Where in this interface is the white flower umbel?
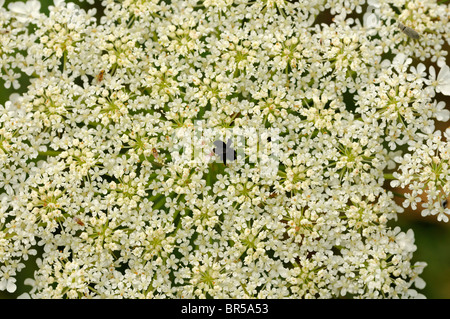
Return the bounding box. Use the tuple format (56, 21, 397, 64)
(0, 0, 449, 299)
(7, 0, 41, 23)
(392, 128, 450, 223)
(427, 59, 450, 96)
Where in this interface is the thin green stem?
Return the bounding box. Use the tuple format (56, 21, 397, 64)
(62, 50, 67, 73)
(391, 191, 406, 199)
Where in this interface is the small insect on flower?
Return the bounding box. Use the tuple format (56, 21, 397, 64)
(96, 70, 105, 82)
(397, 22, 420, 39)
(152, 147, 159, 159)
(442, 196, 449, 209)
(73, 217, 85, 226)
(213, 139, 236, 165)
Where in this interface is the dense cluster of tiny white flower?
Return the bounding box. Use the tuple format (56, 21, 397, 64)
(0, 0, 449, 299)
